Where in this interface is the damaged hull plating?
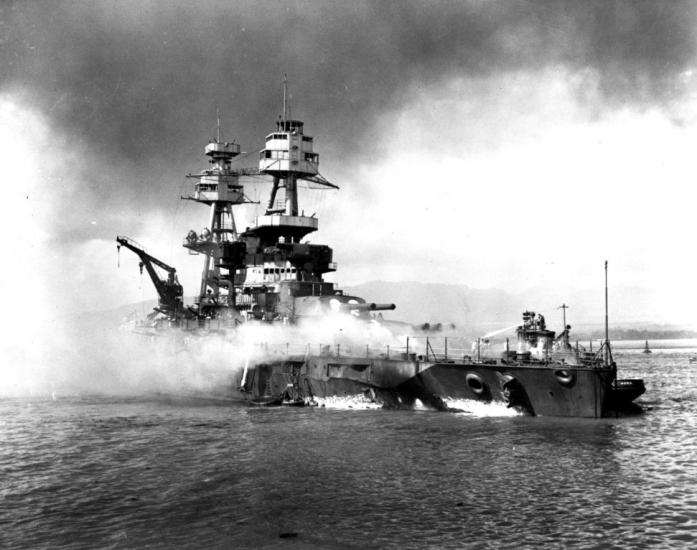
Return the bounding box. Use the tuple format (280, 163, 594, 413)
(232, 350, 644, 418)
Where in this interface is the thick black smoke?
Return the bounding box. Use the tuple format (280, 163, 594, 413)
(1, 0, 695, 242)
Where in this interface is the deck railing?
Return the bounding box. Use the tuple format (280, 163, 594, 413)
(247, 336, 615, 368)
(250, 336, 473, 362)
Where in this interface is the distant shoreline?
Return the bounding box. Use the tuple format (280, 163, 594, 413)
(576, 330, 697, 341)
(599, 338, 697, 350)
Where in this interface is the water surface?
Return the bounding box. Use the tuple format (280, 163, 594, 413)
(2, 351, 696, 549)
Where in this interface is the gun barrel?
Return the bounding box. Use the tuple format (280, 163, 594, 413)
(341, 302, 396, 312)
(371, 303, 396, 311)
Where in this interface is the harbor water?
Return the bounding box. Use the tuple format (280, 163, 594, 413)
(2, 349, 696, 549)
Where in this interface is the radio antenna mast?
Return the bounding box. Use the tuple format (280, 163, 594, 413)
(604, 261, 610, 366)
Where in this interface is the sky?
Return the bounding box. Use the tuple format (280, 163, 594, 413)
(1, 0, 697, 328)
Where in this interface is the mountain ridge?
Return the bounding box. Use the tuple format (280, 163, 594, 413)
(344, 280, 681, 330)
(81, 281, 689, 336)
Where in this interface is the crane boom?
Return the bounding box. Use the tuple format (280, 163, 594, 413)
(116, 236, 184, 318)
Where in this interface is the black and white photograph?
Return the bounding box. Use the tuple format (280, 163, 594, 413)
(1, 1, 696, 548)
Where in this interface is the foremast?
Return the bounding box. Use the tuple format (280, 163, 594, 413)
(255, 76, 337, 240)
(229, 79, 342, 321)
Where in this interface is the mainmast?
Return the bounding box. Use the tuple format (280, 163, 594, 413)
(183, 126, 248, 314)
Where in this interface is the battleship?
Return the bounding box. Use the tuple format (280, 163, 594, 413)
(116, 82, 644, 417)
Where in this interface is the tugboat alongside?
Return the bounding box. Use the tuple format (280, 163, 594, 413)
(116, 83, 644, 417)
(403, 311, 646, 417)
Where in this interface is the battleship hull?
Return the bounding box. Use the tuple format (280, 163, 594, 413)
(232, 353, 641, 418)
(235, 356, 425, 409)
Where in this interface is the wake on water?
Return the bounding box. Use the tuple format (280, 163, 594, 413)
(307, 395, 520, 417)
(314, 395, 384, 410)
(444, 398, 522, 417)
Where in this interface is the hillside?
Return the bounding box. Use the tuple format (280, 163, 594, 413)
(81, 281, 691, 339)
(345, 281, 689, 334)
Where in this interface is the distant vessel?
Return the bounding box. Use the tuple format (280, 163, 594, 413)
(643, 340, 652, 354)
(116, 81, 644, 417)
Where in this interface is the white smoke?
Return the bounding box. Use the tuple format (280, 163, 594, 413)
(0, 302, 430, 398)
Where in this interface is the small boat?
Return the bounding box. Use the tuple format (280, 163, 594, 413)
(643, 340, 652, 354)
(281, 398, 307, 407)
(248, 396, 283, 407)
(607, 379, 647, 407)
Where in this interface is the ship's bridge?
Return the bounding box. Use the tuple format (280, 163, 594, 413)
(277, 119, 304, 132)
(245, 214, 318, 242)
(259, 119, 319, 176)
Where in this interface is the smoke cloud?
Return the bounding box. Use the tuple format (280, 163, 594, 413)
(0, 307, 420, 398)
(1, 1, 697, 385)
(1, 0, 695, 240)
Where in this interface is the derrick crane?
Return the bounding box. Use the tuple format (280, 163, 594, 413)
(116, 236, 184, 319)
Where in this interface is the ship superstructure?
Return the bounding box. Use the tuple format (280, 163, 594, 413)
(119, 80, 392, 328)
(232, 90, 342, 321)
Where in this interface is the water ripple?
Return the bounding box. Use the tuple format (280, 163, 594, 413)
(1, 353, 696, 548)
